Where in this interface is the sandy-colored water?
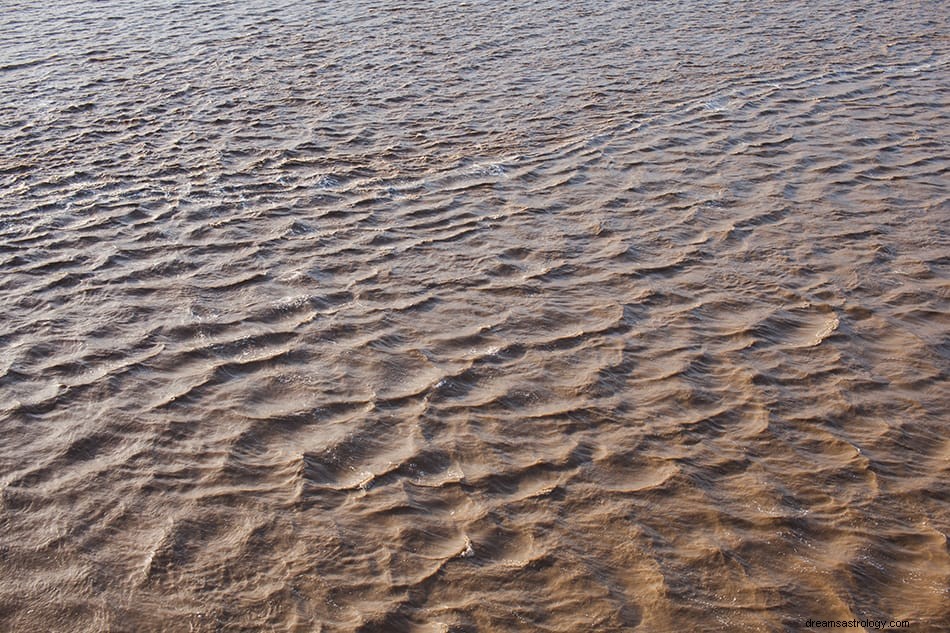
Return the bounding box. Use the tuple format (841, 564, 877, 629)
(1, 1, 948, 631)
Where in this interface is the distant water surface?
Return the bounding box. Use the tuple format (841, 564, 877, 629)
(0, 1, 948, 631)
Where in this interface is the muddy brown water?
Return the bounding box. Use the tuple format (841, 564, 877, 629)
(1, 1, 948, 631)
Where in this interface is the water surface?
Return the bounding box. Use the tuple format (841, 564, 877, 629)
(1, 1, 948, 631)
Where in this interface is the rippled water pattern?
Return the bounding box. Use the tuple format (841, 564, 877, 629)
(1, 1, 948, 631)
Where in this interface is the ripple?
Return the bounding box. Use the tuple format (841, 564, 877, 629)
(0, 0, 948, 631)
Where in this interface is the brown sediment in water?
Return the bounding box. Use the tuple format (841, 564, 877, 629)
(0, 1, 948, 631)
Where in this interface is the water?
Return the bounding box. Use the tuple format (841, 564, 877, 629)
(1, 1, 948, 631)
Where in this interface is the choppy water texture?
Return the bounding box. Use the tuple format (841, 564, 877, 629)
(1, 1, 949, 631)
